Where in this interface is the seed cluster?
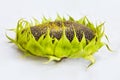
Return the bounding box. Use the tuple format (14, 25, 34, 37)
(30, 21, 95, 42)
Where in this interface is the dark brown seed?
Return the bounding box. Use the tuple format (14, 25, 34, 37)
(30, 21, 95, 42)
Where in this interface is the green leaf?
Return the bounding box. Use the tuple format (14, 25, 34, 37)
(69, 16, 74, 21)
(105, 34, 109, 42)
(44, 56, 60, 64)
(84, 55, 95, 67)
(63, 17, 66, 21)
(80, 34, 86, 48)
(96, 23, 104, 36)
(77, 16, 86, 25)
(39, 29, 54, 55)
(104, 43, 112, 52)
(5, 33, 16, 43)
(32, 18, 40, 26)
(69, 31, 81, 58)
(86, 17, 96, 31)
(26, 36, 44, 57)
(83, 37, 96, 56)
(71, 34, 87, 58)
(56, 14, 62, 21)
(54, 30, 72, 58)
(42, 16, 48, 23)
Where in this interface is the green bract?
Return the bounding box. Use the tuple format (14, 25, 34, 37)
(7, 16, 110, 66)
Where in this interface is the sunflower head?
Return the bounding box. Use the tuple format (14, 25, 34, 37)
(6, 15, 111, 66)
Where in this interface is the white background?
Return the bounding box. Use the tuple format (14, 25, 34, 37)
(0, 0, 120, 80)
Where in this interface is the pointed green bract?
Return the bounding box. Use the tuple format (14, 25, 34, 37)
(7, 16, 110, 67)
(54, 29, 72, 58)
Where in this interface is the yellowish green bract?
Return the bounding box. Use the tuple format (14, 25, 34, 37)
(6, 16, 110, 67)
